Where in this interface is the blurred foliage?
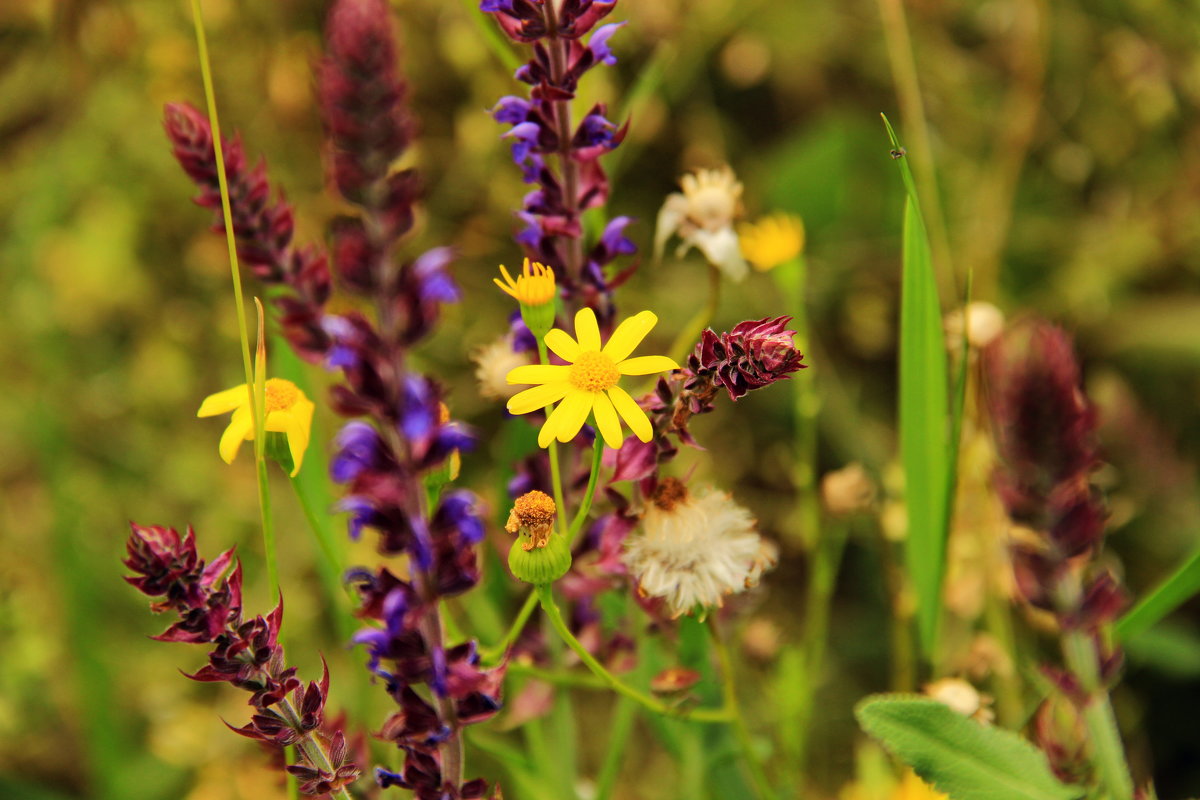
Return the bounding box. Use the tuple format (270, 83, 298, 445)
(3, 0, 1200, 797)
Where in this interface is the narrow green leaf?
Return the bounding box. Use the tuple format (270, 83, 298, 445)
(883, 115, 951, 656)
(855, 696, 1083, 800)
(1117, 544, 1200, 641)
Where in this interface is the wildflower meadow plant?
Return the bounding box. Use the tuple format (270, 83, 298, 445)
(114, 1, 1187, 799)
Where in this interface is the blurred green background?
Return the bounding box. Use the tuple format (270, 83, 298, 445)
(3, 0, 1200, 797)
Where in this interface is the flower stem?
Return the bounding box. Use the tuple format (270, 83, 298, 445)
(535, 583, 731, 723)
(536, 340, 569, 535)
(276, 697, 354, 800)
(567, 434, 604, 545)
(669, 263, 721, 364)
(792, 517, 849, 778)
(709, 617, 776, 800)
(1061, 628, 1134, 800)
(480, 589, 539, 664)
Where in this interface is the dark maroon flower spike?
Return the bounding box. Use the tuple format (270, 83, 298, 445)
(124, 523, 360, 796)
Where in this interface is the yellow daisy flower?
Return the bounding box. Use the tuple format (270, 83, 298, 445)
(197, 378, 315, 476)
(505, 308, 679, 449)
(738, 212, 805, 271)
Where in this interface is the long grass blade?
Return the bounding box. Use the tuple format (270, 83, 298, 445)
(1117, 545, 1200, 641)
(883, 114, 951, 658)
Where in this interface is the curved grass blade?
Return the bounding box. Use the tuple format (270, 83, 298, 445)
(882, 114, 951, 658)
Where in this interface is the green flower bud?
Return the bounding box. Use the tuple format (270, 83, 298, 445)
(504, 490, 570, 584)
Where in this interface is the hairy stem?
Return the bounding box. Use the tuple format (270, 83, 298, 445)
(535, 584, 731, 723)
(481, 590, 539, 664)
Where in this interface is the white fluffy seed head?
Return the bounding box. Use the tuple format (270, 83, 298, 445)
(623, 486, 776, 618)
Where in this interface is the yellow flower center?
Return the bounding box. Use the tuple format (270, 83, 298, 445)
(264, 378, 299, 412)
(569, 351, 620, 392)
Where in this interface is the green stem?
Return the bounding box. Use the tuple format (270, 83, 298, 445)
(1061, 629, 1134, 800)
(537, 340, 569, 535)
(567, 435, 604, 545)
(709, 617, 775, 800)
(669, 264, 721, 364)
(793, 518, 850, 777)
(289, 476, 355, 639)
(780, 257, 821, 551)
(507, 661, 608, 689)
(594, 697, 638, 800)
(535, 584, 731, 723)
(481, 590, 539, 663)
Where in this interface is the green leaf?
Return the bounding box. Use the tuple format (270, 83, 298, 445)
(883, 115, 952, 657)
(855, 695, 1083, 800)
(1117, 544, 1200, 642)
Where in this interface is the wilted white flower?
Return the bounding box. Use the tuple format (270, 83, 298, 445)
(654, 166, 748, 281)
(624, 478, 777, 617)
(472, 334, 528, 400)
(923, 677, 994, 724)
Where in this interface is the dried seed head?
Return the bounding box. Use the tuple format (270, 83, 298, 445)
(651, 477, 689, 511)
(820, 463, 876, 516)
(505, 490, 557, 550)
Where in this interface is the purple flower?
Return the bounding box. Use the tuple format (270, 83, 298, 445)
(331, 421, 386, 483)
(321, 314, 360, 370)
(335, 495, 380, 541)
(412, 247, 460, 304)
(597, 215, 637, 258)
(587, 22, 624, 65)
(503, 120, 543, 164)
(433, 491, 485, 546)
(491, 95, 530, 125)
(574, 109, 616, 149)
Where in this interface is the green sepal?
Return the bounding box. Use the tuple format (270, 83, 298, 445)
(508, 531, 572, 584)
(520, 299, 558, 342)
(265, 431, 295, 476)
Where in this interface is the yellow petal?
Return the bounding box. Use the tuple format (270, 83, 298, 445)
(544, 329, 582, 362)
(573, 307, 601, 352)
(506, 364, 570, 385)
(617, 355, 680, 376)
(608, 386, 652, 442)
(285, 400, 314, 477)
(198, 384, 251, 417)
(602, 311, 658, 362)
(508, 382, 571, 415)
(218, 405, 254, 464)
(536, 390, 592, 446)
(591, 391, 623, 449)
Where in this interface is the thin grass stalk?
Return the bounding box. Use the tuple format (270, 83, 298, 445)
(188, 6, 294, 793)
(708, 617, 775, 800)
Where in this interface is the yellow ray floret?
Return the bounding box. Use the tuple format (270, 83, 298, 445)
(197, 378, 315, 476)
(494, 258, 557, 306)
(504, 307, 679, 449)
(738, 212, 805, 271)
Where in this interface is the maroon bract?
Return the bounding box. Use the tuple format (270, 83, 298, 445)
(123, 523, 360, 796)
